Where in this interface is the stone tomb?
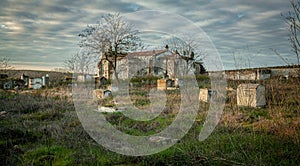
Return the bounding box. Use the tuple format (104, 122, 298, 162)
(237, 84, 266, 107)
(199, 88, 217, 103)
(157, 79, 167, 90)
(157, 78, 178, 90)
(93, 89, 112, 99)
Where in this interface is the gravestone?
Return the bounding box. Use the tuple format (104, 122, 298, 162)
(174, 78, 182, 88)
(94, 89, 112, 99)
(237, 84, 266, 107)
(157, 79, 167, 90)
(199, 88, 217, 102)
(166, 79, 174, 87)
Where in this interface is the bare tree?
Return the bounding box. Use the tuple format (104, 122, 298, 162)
(79, 13, 142, 83)
(0, 56, 13, 72)
(270, 48, 291, 66)
(283, 0, 300, 65)
(231, 46, 261, 69)
(64, 52, 97, 74)
(163, 36, 206, 75)
(64, 55, 77, 73)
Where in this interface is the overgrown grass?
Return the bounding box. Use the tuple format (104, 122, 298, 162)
(0, 77, 300, 165)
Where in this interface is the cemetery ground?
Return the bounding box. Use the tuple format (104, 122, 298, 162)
(0, 76, 299, 165)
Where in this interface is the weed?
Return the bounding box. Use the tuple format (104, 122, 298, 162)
(0, 79, 299, 165)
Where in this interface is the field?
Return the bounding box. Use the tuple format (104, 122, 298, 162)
(0, 76, 299, 165)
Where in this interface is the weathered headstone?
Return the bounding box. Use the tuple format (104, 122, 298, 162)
(157, 79, 167, 90)
(77, 75, 85, 82)
(199, 88, 217, 102)
(174, 78, 182, 88)
(94, 89, 112, 99)
(237, 84, 266, 107)
(166, 79, 174, 87)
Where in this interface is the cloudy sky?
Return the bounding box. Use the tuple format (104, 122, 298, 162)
(0, 0, 297, 70)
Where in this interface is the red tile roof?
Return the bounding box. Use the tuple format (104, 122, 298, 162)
(127, 49, 168, 57)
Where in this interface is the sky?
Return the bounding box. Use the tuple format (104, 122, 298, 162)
(0, 0, 297, 71)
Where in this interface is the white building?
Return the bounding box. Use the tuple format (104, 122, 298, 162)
(98, 49, 205, 80)
(77, 74, 93, 82)
(27, 74, 49, 89)
(29, 78, 43, 89)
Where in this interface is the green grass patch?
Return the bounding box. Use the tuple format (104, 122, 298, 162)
(23, 145, 73, 166)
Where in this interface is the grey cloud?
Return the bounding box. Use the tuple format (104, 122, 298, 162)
(15, 11, 39, 20)
(0, 0, 296, 70)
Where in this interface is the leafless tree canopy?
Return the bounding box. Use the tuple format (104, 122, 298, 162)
(163, 36, 206, 74)
(64, 52, 97, 74)
(78, 13, 142, 80)
(283, 0, 300, 65)
(0, 56, 13, 71)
